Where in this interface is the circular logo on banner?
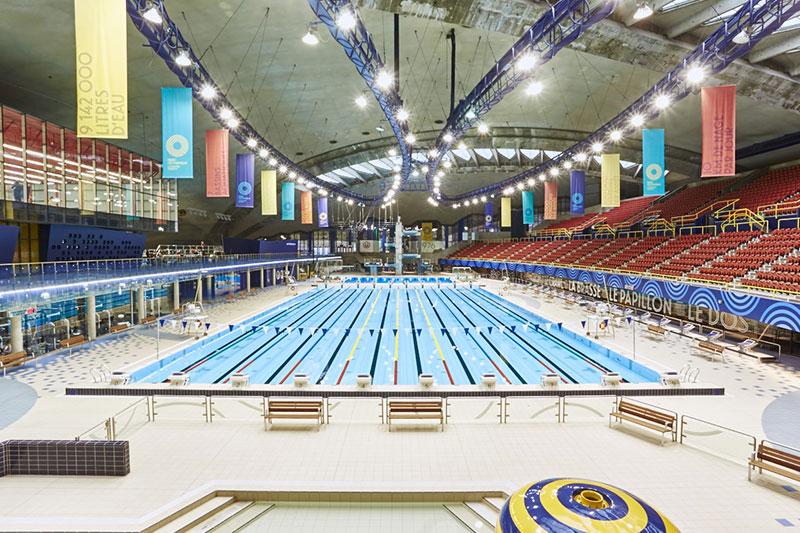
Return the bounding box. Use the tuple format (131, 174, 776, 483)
(485, 215, 492, 224)
(645, 163, 663, 183)
(363, 241, 371, 249)
(524, 208, 533, 217)
(283, 201, 292, 212)
(571, 192, 584, 209)
(237, 182, 252, 196)
(319, 212, 328, 223)
(166, 135, 189, 157)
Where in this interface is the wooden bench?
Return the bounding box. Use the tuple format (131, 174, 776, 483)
(609, 399, 677, 445)
(109, 324, 131, 337)
(226, 293, 236, 301)
(644, 324, 666, 340)
(0, 351, 29, 375)
(749, 441, 800, 482)
(265, 398, 324, 429)
(60, 335, 87, 354)
(387, 398, 445, 431)
(140, 315, 157, 326)
(692, 340, 725, 362)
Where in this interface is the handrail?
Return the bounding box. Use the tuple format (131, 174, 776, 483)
(74, 397, 148, 441)
(720, 208, 766, 233)
(757, 197, 800, 217)
(678, 224, 717, 236)
(777, 216, 800, 229)
(679, 414, 757, 454)
(671, 199, 737, 225)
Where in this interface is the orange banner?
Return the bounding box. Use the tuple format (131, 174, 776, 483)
(544, 182, 557, 220)
(701, 85, 736, 178)
(205, 130, 229, 197)
(300, 190, 312, 224)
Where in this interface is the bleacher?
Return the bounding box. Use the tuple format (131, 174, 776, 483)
(649, 232, 756, 277)
(642, 179, 733, 223)
(715, 167, 800, 212)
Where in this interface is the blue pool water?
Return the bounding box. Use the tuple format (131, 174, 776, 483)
(131, 286, 659, 385)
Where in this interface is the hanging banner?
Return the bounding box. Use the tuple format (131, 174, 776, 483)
(74, 0, 127, 138)
(421, 222, 433, 241)
(161, 88, 193, 179)
(570, 170, 585, 214)
(484, 202, 494, 229)
(501, 197, 511, 227)
(601, 153, 620, 207)
(642, 129, 665, 196)
(318, 197, 329, 227)
(261, 170, 277, 215)
(205, 130, 229, 197)
(301, 190, 312, 224)
(235, 154, 255, 208)
(281, 182, 295, 221)
(544, 182, 557, 220)
(522, 191, 534, 224)
(701, 85, 736, 177)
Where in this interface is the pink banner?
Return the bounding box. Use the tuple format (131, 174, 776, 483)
(205, 130, 229, 197)
(701, 85, 736, 178)
(544, 181, 558, 220)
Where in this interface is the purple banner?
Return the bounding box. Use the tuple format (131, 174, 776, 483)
(235, 154, 254, 208)
(570, 170, 585, 215)
(484, 202, 494, 230)
(318, 197, 329, 227)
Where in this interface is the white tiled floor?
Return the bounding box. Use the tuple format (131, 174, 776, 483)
(1, 280, 800, 532)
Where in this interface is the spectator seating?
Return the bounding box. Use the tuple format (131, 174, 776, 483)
(641, 179, 733, 223)
(714, 167, 800, 213)
(650, 232, 756, 277)
(604, 236, 669, 271)
(623, 234, 706, 273)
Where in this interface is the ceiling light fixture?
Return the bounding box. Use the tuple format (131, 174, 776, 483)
(336, 10, 357, 31)
(526, 81, 543, 96)
(355, 95, 368, 108)
(654, 94, 671, 109)
(246, 138, 257, 148)
(396, 108, 409, 121)
(633, 2, 653, 20)
(302, 24, 320, 45)
(405, 133, 416, 144)
(517, 53, 538, 70)
(630, 114, 645, 127)
(142, 5, 162, 24)
(375, 70, 393, 90)
(477, 123, 489, 134)
(443, 133, 454, 143)
(199, 85, 216, 99)
(175, 50, 192, 67)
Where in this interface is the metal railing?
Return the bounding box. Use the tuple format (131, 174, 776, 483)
(680, 414, 757, 463)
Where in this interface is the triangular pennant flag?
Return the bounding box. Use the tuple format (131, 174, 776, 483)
(499, 325, 505, 334)
(441, 328, 447, 335)
(310, 327, 317, 335)
(545, 323, 552, 331)
(333, 328, 339, 335)
(581, 320, 587, 328)
(488, 326, 493, 334)
(393, 329, 398, 336)
(381, 328, 385, 335)
(558, 323, 563, 330)
(229, 324, 235, 332)
(263, 326, 269, 334)
(534, 324, 540, 331)
(205, 323, 211, 330)
(476, 327, 481, 335)
(626, 317, 632, 324)
(275, 327, 281, 334)
(369, 329, 374, 336)
(604, 319, 609, 326)
(159, 319, 166, 327)
(251, 326, 258, 333)
(322, 328, 328, 335)
(464, 327, 469, 335)
(522, 324, 528, 332)
(451, 326, 458, 334)
(416, 328, 422, 336)
(345, 328, 350, 336)
(182, 321, 187, 328)
(404, 328, 410, 335)
(298, 328, 303, 335)
(170, 320, 176, 328)
(510, 325, 516, 332)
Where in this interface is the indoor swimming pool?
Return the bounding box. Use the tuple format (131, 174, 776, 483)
(131, 285, 659, 386)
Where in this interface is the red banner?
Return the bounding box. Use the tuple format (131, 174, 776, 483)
(300, 190, 312, 224)
(205, 130, 229, 197)
(701, 85, 736, 178)
(544, 181, 558, 220)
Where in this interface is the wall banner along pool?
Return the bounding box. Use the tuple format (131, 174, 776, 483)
(301, 190, 312, 224)
(522, 190, 534, 224)
(544, 182, 557, 220)
(642, 129, 665, 196)
(701, 85, 736, 178)
(601, 153, 620, 207)
(161, 87, 193, 179)
(261, 170, 277, 215)
(484, 201, 494, 229)
(235, 154, 254, 208)
(318, 197, 329, 227)
(205, 130, 229, 197)
(281, 182, 295, 221)
(570, 170, 585, 214)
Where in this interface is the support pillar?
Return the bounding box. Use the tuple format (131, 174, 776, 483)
(197, 276, 203, 305)
(246, 270, 251, 291)
(272, 268, 276, 286)
(10, 315, 22, 353)
(173, 281, 180, 311)
(86, 295, 97, 340)
(260, 268, 265, 288)
(137, 287, 145, 323)
(206, 276, 213, 301)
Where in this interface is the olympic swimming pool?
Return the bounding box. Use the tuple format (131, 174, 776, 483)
(131, 283, 659, 386)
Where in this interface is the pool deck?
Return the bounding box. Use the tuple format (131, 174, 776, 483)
(1, 277, 800, 531)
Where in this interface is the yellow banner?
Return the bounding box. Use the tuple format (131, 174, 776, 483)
(421, 222, 433, 241)
(261, 170, 277, 215)
(501, 197, 511, 227)
(601, 154, 620, 207)
(74, 0, 127, 138)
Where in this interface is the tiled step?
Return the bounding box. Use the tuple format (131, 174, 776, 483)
(443, 503, 493, 531)
(465, 500, 500, 526)
(482, 496, 508, 512)
(188, 500, 253, 532)
(150, 496, 235, 533)
(203, 502, 274, 532)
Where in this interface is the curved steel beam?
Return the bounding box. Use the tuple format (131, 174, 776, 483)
(443, 0, 800, 204)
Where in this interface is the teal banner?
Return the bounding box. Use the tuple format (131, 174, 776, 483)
(161, 87, 193, 179)
(282, 182, 295, 221)
(522, 190, 534, 224)
(642, 129, 665, 196)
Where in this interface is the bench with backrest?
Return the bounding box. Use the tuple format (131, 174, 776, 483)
(387, 398, 445, 431)
(749, 441, 800, 482)
(140, 315, 157, 326)
(0, 351, 29, 375)
(609, 398, 677, 445)
(692, 340, 725, 362)
(645, 324, 666, 340)
(265, 398, 324, 429)
(61, 335, 87, 353)
(110, 324, 131, 337)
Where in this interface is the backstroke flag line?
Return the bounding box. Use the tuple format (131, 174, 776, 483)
(235, 154, 254, 208)
(301, 190, 312, 224)
(261, 170, 277, 215)
(484, 201, 494, 229)
(570, 170, 585, 214)
(205, 130, 229, 197)
(282, 182, 295, 221)
(74, 0, 127, 138)
(318, 197, 329, 227)
(522, 191, 534, 224)
(642, 129, 665, 196)
(501, 197, 511, 227)
(601, 153, 620, 207)
(701, 85, 736, 177)
(544, 182, 557, 220)
(161, 88, 193, 179)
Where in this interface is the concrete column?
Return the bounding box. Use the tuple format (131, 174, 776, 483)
(260, 268, 265, 288)
(137, 287, 146, 323)
(10, 315, 22, 353)
(246, 270, 251, 291)
(173, 281, 180, 311)
(86, 295, 97, 340)
(206, 276, 213, 301)
(196, 276, 203, 305)
(272, 268, 276, 286)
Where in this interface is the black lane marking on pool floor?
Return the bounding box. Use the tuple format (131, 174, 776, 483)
(316, 289, 376, 385)
(265, 288, 368, 384)
(471, 289, 619, 378)
(404, 288, 423, 376)
(422, 290, 475, 385)
(435, 289, 525, 385)
(368, 290, 392, 379)
(450, 289, 577, 383)
(210, 289, 352, 384)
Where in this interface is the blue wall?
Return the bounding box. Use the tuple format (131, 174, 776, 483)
(39, 224, 145, 262)
(0, 226, 20, 264)
(223, 237, 298, 255)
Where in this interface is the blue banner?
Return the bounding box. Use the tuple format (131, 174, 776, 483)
(235, 154, 254, 208)
(282, 182, 295, 221)
(161, 87, 193, 179)
(522, 191, 534, 224)
(570, 170, 585, 214)
(318, 197, 329, 227)
(643, 129, 665, 196)
(484, 202, 494, 229)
